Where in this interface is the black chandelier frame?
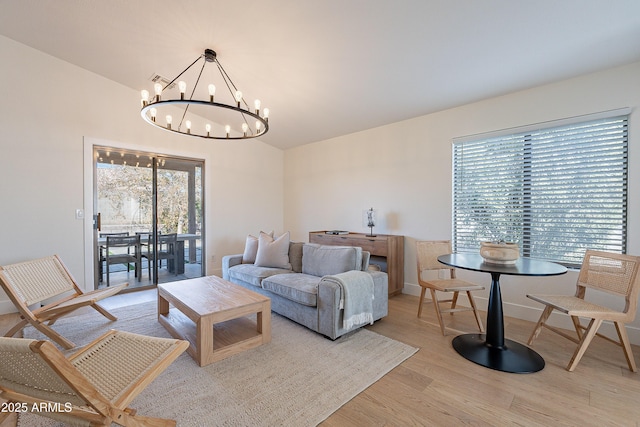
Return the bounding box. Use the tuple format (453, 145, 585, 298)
(140, 48, 269, 140)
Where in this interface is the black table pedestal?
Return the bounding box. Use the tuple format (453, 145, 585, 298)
(452, 271, 545, 373)
(452, 334, 545, 373)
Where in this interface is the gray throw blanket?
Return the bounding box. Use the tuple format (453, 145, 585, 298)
(321, 270, 374, 330)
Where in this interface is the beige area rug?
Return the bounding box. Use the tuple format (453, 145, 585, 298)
(19, 300, 417, 426)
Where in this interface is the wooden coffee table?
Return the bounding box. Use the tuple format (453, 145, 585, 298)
(157, 276, 271, 366)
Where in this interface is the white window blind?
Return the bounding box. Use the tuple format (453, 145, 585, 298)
(452, 112, 629, 267)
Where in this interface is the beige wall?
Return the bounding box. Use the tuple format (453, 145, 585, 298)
(284, 61, 640, 343)
(0, 35, 284, 311)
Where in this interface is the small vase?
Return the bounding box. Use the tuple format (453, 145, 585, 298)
(480, 241, 520, 265)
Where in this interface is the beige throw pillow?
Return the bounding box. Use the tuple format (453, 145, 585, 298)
(254, 231, 291, 269)
(242, 231, 273, 264)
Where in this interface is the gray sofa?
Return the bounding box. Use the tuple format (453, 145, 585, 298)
(222, 242, 388, 339)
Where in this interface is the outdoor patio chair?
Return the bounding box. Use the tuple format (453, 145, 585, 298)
(98, 232, 129, 282)
(0, 255, 128, 349)
(105, 234, 142, 286)
(416, 240, 485, 335)
(0, 329, 188, 426)
(147, 233, 179, 276)
(527, 250, 640, 372)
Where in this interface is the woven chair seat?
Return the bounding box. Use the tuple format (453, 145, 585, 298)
(527, 294, 625, 320)
(424, 278, 485, 293)
(53, 286, 126, 311)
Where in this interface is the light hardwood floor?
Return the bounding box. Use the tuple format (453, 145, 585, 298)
(2, 291, 639, 426)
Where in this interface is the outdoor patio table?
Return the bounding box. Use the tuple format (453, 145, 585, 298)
(97, 233, 199, 274)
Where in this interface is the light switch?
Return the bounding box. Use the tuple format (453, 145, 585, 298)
(75, 209, 84, 220)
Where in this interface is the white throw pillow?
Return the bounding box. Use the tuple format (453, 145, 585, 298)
(254, 231, 291, 269)
(242, 231, 273, 264)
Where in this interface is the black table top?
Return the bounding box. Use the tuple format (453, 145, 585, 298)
(437, 253, 567, 277)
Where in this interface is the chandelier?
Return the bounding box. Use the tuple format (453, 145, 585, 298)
(140, 49, 269, 140)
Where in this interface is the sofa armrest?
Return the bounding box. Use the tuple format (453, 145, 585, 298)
(369, 271, 389, 318)
(368, 271, 388, 295)
(222, 254, 243, 280)
(317, 270, 388, 339)
(317, 278, 342, 339)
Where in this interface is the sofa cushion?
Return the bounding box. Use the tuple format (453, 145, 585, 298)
(228, 264, 293, 288)
(289, 241, 304, 273)
(255, 232, 291, 269)
(302, 244, 363, 277)
(262, 273, 321, 307)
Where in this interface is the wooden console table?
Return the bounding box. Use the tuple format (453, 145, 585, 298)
(309, 231, 404, 295)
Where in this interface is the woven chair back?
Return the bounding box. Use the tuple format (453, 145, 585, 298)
(578, 250, 640, 316)
(0, 256, 75, 306)
(416, 240, 452, 272)
(0, 337, 85, 406)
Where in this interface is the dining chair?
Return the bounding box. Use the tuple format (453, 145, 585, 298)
(147, 233, 179, 277)
(527, 250, 640, 372)
(105, 234, 142, 286)
(415, 240, 485, 335)
(98, 232, 129, 282)
(136, 231, 152, 278)
(0, 330, 188, 426)
(0, 255, 127, 349)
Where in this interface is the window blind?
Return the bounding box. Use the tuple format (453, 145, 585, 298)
(452, 113, 628, 268)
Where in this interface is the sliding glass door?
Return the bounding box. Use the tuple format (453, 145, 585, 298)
(93, 147, 204, 290)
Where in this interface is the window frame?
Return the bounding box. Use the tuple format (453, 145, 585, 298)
(451, 108, 630, 268)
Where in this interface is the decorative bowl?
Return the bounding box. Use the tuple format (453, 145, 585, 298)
(480, 241, 520, 265)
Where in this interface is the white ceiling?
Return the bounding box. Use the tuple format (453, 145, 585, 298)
(2, 0, 640, 149)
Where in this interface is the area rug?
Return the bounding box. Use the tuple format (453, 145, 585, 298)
(19, 300, 417, 426)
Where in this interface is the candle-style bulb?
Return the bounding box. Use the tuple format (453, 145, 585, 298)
(186, 120, 191, 134)
(256, 121, 262, 132)
(254, 99, 261, 114)
(150, 108, 157, 122)
(242, 122, 249, 136)
(166, 115, 172, 130)
(208, 84, 216, 102)
(263, 108, 269, 121)
(154, 83, 162, 101)
(225, 125, 231, 138)
(178, 81, 186, 100)
(235, 91, 243, 107)
(205, 123, 211, 137)
(141, 90, 149, 106)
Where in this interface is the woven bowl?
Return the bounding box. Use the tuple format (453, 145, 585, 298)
(480, 241, 520, 265)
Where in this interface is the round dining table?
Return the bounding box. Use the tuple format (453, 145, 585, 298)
(437, 253, 567, 373)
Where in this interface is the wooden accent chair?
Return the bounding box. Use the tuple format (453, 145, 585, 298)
(415, 240, 485, 335)
(0, 330, 188, 426)
(527, 250, 640, 372)
(0, 255, 128, 349)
